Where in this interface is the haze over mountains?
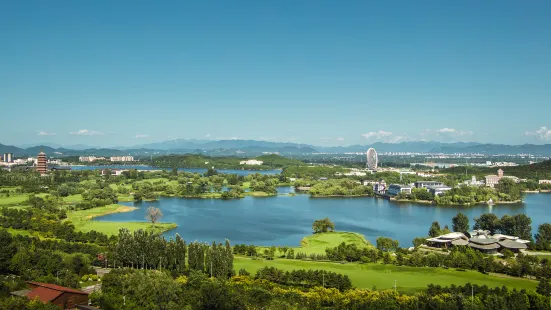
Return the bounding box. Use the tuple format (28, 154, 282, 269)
(2, 139, 551, 157)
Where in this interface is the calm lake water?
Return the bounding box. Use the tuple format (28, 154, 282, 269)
(97, 189, 551, 248)
(70, 165, 281, 176)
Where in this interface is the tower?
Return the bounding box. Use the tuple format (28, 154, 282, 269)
(37, 151, 47, 175)
(497, 169, 504, 178)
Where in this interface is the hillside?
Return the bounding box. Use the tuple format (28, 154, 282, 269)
(151, 154, 303, 170)
(442, 159, 551, 179)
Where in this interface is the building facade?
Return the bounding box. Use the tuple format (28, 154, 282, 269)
(239, 159, 263, 165)
(387, 184, 412, 196)
(110, 156, 134, 162)
(2, 153, 14, 163)
(427, 185, 452, 196)
(414, 181, 444, 188)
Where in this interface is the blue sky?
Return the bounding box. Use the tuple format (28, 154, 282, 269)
(1, 0, 551, 147)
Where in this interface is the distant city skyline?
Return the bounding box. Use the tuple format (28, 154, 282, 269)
(2, 1, 551, 147)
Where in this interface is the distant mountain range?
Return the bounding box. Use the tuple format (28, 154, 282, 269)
(2, 140, 551, 157)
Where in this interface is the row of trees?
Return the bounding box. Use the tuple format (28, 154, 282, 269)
(254, 267, 352, 291)
(89, 268, 551, 310)
(112, 228, 234, 278)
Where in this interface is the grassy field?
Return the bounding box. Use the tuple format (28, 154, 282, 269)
(6, 228, 35, 237)
(0, 195, 29, 206)
(63, 194, 84, 203)
(299, 232, 371, 254)
(66, 204, 177, 235)
(234, 257, 537, 294)
(257, 232, 371, 255)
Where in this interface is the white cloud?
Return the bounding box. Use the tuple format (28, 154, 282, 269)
(387, 135, 410, 143)
(438, 128, 456, 133)
(70, 129, 104, 136)
(525, 126, 551, 140)
(336, 137, 345, 141)
(205, 133, 211, 138)
(361, 130, 393, 140)
(437, 128, 473, 137)
(37, 131, 56, 136)
(134, 134, 150, 139)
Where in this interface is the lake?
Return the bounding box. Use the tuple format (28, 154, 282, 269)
(97, 189, 551, 248)
(70, 165, 281, 176)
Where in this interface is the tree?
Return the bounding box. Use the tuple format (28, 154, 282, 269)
(145, 206, 163, 226)
(312, 218, 335, 234)
(452, 213, 469, 233)
(428, 221, 442, 237)
(412, 237, 427, 247)
(0, 229, 15, 272)
(474, 213, 500, 233)
(495, 177, 522, 201)
(537, 277, 551, 296)
(376, 237, 399, 252)
(536, 223, 551, 251)
(500, 214, 532, 240)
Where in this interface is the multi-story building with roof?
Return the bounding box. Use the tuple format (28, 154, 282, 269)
(110, 156, 134, 162)
(37, 152, 47, 175)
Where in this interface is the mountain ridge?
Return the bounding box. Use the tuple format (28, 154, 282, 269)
(2, 140, 551, 157)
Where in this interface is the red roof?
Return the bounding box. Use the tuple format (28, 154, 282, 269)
(27, 282, 88, 295)
(27, 287, 63, 303)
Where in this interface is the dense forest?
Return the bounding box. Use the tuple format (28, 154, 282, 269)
(442, 159, 551, 180)
(151, 154, 303, 170)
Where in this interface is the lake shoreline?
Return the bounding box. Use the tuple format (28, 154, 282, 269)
(98, 191, 550, 246)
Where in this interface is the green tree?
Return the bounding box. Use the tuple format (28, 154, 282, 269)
(500, 214, 532, 240)
(536, 223, 551, 251)
(428, 221, 442, 237)
(495, 177, 522, 201)
(376, 237, 399, 252)
(312, 218, 335, 234)
(452, 213, 469, 233)
(536, 277, 551, 296)
(412, 237, 427, 247)
(474, 213, 500, 233)
(0, 229, 15, 273)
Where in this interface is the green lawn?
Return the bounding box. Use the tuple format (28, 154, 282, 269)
(299, 232, 371, 254)
(117, 194, 135, 202)
(258, 232, 371, 255)
(63, 194, 84, 203)
(6, 228, 34, 237)
(66, 204, 177, 235)
(0, 195, 29, 206)
(234, 257, 537, 294)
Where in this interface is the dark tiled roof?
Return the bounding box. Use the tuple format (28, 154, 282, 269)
(27, 282, 88, 295)
(468, 243, 500, 250)
(469, 237, 499, 245)
(498, 240, 528, 249)
(27, 287, 63, 302)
